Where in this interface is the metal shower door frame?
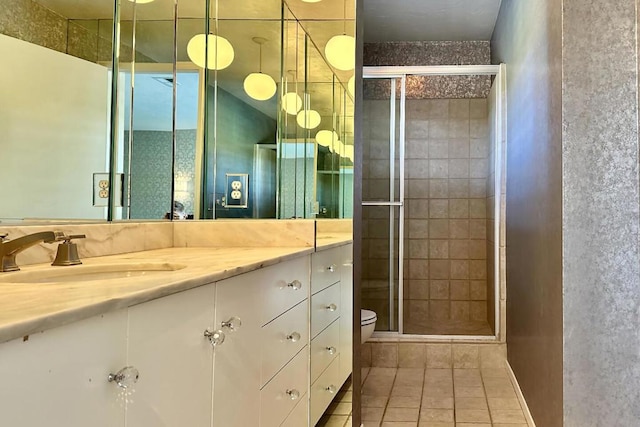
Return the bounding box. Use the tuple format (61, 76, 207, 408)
(362, 64, 504, 340)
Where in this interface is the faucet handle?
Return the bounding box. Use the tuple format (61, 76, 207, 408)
(63, 234, 86, 242)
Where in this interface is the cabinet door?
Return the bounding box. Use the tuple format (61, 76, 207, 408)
(339, 243, 353, 382)
(127, 284, 215, 427)
(212, 274, 262, 427)
(0, 309, 128, 427)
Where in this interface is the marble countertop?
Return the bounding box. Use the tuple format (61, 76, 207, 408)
(0, 246, 313, 344)
(315, 233, 353, 250)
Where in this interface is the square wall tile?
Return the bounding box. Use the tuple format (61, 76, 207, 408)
(449, 120, 470, 138)
(449, 220, 470, 239)
(449, 138, 470, 158)
(429, 260, 450, 279)
(450, 280, 470, 300)
(449, 159, 470, 178)
(429, 200, 449, 218)
(449, 99, 470, 118)
(451, 301, 470, 321)
(450, 260, 470, 280)
(470, 281, 488, 300)
(430, 280, 450, 300)
(409, 259, 429, 279)
(429, 219, 449, 239)
(452, 345, 480, 368)
(430, 300, 450, 320)
(449, 199, 470, 219)
(398, 343, 426, 368)
(429, 240, 449, 259)
(430, 120, 449, 139)
(409, 279, 430, 299)
(430, 179, 449, 198)
(449, 241, 470, 260)
(449, 179, 470, 198)
(426, 344, 452, 368)
(429, 139, 449, 159)
(372, 343, 399, 367)
(470, 301, 488, 322)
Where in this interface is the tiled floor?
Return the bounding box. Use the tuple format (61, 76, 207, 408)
(360, 365, 529, 427)
(317, 377, 353, 427)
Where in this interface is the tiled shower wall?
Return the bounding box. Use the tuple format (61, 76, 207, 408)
(403, 99, 491, 335)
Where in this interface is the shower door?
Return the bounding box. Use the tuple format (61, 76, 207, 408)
(361, 76, 406, 332)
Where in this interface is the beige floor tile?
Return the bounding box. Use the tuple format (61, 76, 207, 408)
(487, 397, 521, 411)
(338, 391, 353, 403)
(392, 385, 423, 397)
(419, 408, 454, 422)
(364, 377, 395, 396)
(388, 395, 422, 408)
(454, 386, 485, 398)
(317, 414, 349, 427)
(362, 407, 385, 422)
(363, 395, 389, 408)
(453, 376, 483, 388)
(454, 397, 488, 410)
(423, 384, 454, 397)
(396, 369, 426, 387)
(492, 424, 527, 427)
(381, 422, 418, 427)
(483, 384, 517, 399)
(345, 416, 352, 427)
(490, 409, 527, 423)
(426, 368, 453, 378)
(454, 408, 491, 423)
(479, 366, 508, 378)
(419, 422, 454, 427)
(370, 367, 399, 378)
(455, 424, 491, 427)
(383, 407, 420, 422)
(421, 396, 454, 409)
(453, 369, 482, 379)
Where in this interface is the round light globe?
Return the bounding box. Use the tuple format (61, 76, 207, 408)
(296, 110, 321, 129)
(282, 92, 303, 115)
(243, 72, 277, 101)
(187, 34, 234, 70)
(325, 34, 355, 71)
(315, 130, 337, 147)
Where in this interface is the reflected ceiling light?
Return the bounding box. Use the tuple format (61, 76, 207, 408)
(282, 92, 303, 115)
(244, 37, 277, 101)
(330, 140, 343, 154)
(297, 109, 321, 129)
(187, 34, 234, 70)
(344, 144, 354, 161)
(315, 130, 339, 147)
(325, 35, 355, 71)
(348, 75, 355, 96)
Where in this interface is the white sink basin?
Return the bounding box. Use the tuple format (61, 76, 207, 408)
(0, 263, 187, 284)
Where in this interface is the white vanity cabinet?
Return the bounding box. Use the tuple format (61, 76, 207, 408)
(309, 243, 353, 426)
(126, 283, 216, 427)
(0, 309, 128, 427)
(212, 256, 310, 427)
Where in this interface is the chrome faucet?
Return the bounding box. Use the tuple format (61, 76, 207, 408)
(0, 231, 65, 272)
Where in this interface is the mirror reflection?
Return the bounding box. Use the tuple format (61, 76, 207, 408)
(0, 0, 354, 223)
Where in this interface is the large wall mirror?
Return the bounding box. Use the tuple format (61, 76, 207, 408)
(0, 0, 354, 222)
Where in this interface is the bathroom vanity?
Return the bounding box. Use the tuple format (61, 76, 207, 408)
(0, 238, 353, 426)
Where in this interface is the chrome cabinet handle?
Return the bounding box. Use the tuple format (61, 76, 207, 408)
(286, 332, 301, 342)
(326, 346, 337, 355)
(287, 280, 302, 290)
(325, 303, 337, 312)
(221, 316, 242, 332)
(204, 329, 225, 347)
(108, 366, 139, 389)
(326, 384, 337, 394)
(286, 389, 300, 400)
(326, 264, 336, 273)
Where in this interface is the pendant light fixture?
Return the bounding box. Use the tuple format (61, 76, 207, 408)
(315, 130, 339, 148)
(296, 93, 321, 129)
(325, 0, 355, 71)
(244, 37, 277, 101)
(282, 70, 302, 115)
(187, 3, 234, 71)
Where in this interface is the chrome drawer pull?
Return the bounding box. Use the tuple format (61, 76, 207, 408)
(286, 332, 301, 342)
(326, 384, 337, 394)
(221, 316, 242, 332)
(326, 346, 337, 355)
(326, 264, 336, 273)
(108, 366, 139, 389)
(287, 280, 302, 290)
(325, 303, 337, 312)
(204, 329, 225, 347)
(286, 389, 300, 400)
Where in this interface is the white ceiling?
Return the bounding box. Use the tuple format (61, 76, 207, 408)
(364, 0, 502, 42)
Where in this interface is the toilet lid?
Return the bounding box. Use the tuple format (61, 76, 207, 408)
(361, 309, 377, 325)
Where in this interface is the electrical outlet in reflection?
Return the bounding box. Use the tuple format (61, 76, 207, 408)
(225, 173, 248, 208)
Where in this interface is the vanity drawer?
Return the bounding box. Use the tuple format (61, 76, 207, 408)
(310, 318, 340, 384)
(311, 283, 341, 338)
(311, 247, 342, 294)
(259, 256, 310, 325)
(260, 346, 308, 427)
(280, 394, 308, 427)
(310, 355, 341, 426)
(260, 300, 308, 387)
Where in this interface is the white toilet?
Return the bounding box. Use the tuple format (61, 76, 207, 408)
(361, 309, 377, 343)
